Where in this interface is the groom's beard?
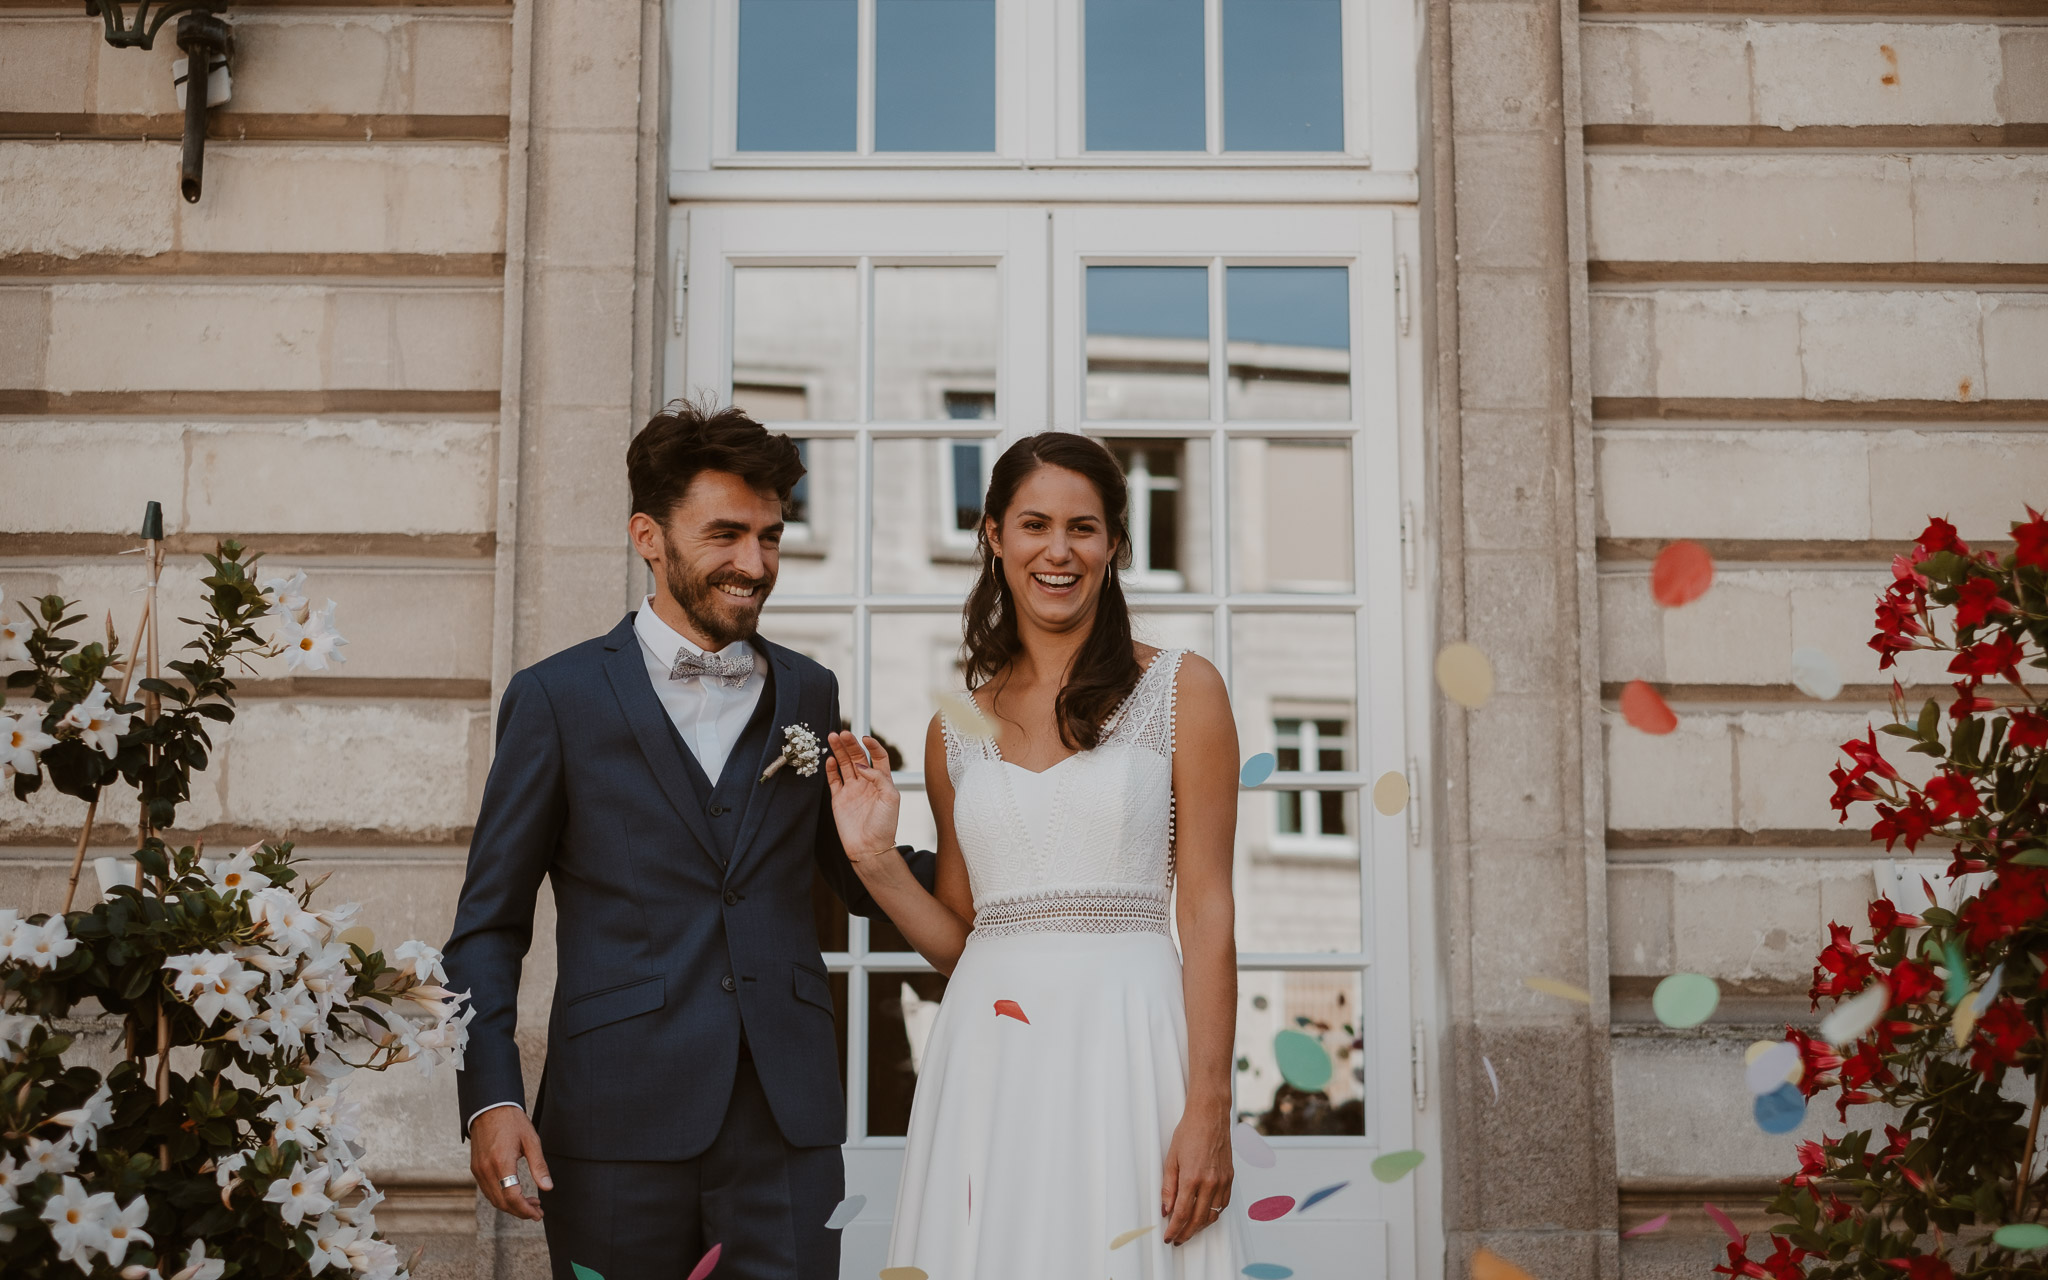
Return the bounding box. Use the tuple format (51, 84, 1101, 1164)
(665, 548, 774, 649)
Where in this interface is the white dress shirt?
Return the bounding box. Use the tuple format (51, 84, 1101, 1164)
(466, 599, 766, 1132)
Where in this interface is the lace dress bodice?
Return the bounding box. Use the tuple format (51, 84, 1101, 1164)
(940, 649, 1183, 938)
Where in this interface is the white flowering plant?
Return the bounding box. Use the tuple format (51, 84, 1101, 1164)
(0, 541, 466, 1279)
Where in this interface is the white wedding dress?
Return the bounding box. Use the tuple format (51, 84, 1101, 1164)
(887, 649, 1241, 1278)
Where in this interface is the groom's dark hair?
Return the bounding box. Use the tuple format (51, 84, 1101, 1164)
(628, 396, 808, 522)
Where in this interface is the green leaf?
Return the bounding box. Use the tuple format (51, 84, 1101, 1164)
(1917, 699, 1940, 742)
(2011, 848, 2048, 867)
(1879, 724, 1920, 739)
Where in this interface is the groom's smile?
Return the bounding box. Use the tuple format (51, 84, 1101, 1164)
(629, 466, 787, 650)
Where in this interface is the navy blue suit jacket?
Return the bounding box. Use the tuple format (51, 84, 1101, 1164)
(443, 615, 923, 1160)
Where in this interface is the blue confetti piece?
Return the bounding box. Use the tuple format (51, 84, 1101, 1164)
(1240, 752, 1277, 788)
(1299, 1180, 1350, 1211)
(1754, 1082, 1805, 1135)
(1244, 1266, 1294, 1279)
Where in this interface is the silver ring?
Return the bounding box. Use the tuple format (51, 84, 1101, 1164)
(1209, 1206, 1223, 1214)
(500, 1174, 520, 1189)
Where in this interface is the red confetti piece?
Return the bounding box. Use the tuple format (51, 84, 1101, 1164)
(1247, 1195, 1295, 1221)
(993, 999, 1029, 1024)
(1651, 540, 1714, 607)
(1703, 1202, 1743, 1244)
(1622, 1212, 1670, 1238)
(1620, 680, 1677, 735)
(685, 1244, 721, 1280)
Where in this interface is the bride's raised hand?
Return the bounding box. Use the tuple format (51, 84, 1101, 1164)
(823, 730, 901, 868)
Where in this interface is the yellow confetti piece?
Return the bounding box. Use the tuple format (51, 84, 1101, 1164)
(1372, 770, 1410, 816)
(934, 689, 998, 742)
(337, 925, 376, 954)
(1952, 989, 1980, 1047)
(1435, 643, 1495, 710)
(879, 1270, 928, 1280)
(1110, 1225, 1154, 1249)
(1524, 975, 1591, 1004)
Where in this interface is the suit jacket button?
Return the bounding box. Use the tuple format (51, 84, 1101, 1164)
(724, 890, 739, 905)
(721, 974, 736, 993)
(709, 803, 727, 817)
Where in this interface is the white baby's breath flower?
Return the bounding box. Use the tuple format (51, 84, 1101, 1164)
(60, 685, 130, 758)
(761, 722, 822, 782)
(263, 1159, 333, 1226)
(12, 916, 78, 969)
(277, 600, 348, 673)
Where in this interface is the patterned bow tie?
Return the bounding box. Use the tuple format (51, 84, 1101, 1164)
(669, 646, 754, 687)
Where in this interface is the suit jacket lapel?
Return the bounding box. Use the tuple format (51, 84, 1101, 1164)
(601, 619, 721, 865)
(728, 640, 802, 871)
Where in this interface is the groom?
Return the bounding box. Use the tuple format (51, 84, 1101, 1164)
(443, 400, 932, 1279)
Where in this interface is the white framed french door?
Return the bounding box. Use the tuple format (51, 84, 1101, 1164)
(670, 202, 1419, 1279)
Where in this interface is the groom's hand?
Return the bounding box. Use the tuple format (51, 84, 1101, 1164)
(471, 1106, 552, 1221)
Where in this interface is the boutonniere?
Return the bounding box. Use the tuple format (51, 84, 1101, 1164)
(761, 722, 821, 782)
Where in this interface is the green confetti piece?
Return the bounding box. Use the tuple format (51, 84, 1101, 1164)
(1943, 939, 1969, 1006)
(1371, 1149, 1425, 1183)
(1273, 1028, 1333, 1092)
(572, 1265, 604, 1280)
(1996, 1223, 2048, 1250)
(1651, 973, 1720, 1029)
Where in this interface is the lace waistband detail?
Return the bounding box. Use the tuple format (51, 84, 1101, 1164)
(969, 889, 1171, 939)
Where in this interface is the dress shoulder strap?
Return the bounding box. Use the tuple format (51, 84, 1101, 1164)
(938, 695, 1001, 787)
(1102, 648, 1186, 760)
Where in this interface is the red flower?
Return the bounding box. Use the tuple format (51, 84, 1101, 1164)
(1959, 867, 2048, 950)
(1921, 772, 1982, 821)
(1884, 959, 1939, 1004)
(1884, 1256, 1954, 1280)
(1948, 679, 1996, 720)
(1786, 1027, 1843, 1098)
(1758, 1237, 1812, 1279)
(1969, 997, 2034, 1079)
(1841, 729, 1902, 782)
(2011, 711, 2048, 750)
(1869, 801, 1935, 853)
(1916, 518, 1968, 556)
(1811, 922, 1877, 1003)
(1948, 633, 2024, 684)
(1867, 897, 1923, 936)
(1786, 1139, 1830, 1188)
(1830, 765, 1884, 821)
(1951, 576, 2015, 630)
(2015, 506, 2048, 569)
(1870, 595, 1925, 669)
(1891, 554, 1930, 589)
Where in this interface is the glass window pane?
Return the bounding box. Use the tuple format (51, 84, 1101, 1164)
(763, 439, 857, 594)
(868, 608, 971, 778)
(1098, 436, 1213, 592)
(733, 267, 860, 421)
(1236, 970, 1365, 1136)
(876, 0, 996, 151)
(738, 0, 856, 151)
(867, 970, 949, 1136)
(871, 439, 991, 585)
(1085, 0, 1205, 151)
(1125, 610, 1217, 665)
(1086, 266, 1210, 421)
(873, 266, 1000, 422)
(1223, 0, 1344, 152)
(1228, 437, 1353, 593)
(1226, 266, 1350, 421)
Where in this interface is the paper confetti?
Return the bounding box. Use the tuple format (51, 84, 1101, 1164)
(1371, 1150, 1425, 1184)
(1247, 1196, 1295, 1221)
(1995, 1223, 2048, 1250)
(1951, 990, 1980, 1047)
(1982, 962, 2006, 1007)
(1110, 1225, 1154, 1249)
(1371, 770, 1410, 816)
(1620, 680, 1678, 735)
(878, 1270, 928, 1280)
(1300, 1181, 1350, 1211)
(1651, 973, 1719, 1028)
(1744, 1041, 1801, 1096)
(1273, 1029, 1333, 1091)
(1622, 1213, 1670, 1239)
(1483, 1055, 1500, 1102)
(935, 690, 998, 742)
(572, 1266, 602, 1280)
(1754, 1082, 1806, 1135)
(1523, 975, 1592, 1004)
(337, 925, 377, 954)
(825, 1195, 866, 1229)
(1651, 540, 1714, 608)
(1471, 1249, 1536, 1280)
(685, 1245, 721, 1280)
(1789, 647, 1843, 701)
(1435, 643, 1495, 710)
(1703, 1202, 1744, 1245)
(1243, 1267, 1295, 1280)
(1240, 752, 1278, 788)
(993, 999, 1029, 1024)
(1942, 939, 1969, 1006)
(1232, 1121, 1277, 1169)
(1819, 981, 1889, 1048)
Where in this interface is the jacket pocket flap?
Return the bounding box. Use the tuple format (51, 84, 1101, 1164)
(792, 963, 834, 1013)
(564, 974, 665, 1037)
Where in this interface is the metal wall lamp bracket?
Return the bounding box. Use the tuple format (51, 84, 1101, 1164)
(83, 1, 232, 202)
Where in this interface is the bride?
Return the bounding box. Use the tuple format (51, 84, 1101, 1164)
(822, 431, 1243, 1276)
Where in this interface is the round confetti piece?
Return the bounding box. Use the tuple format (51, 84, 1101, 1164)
(1247, 1195, 1295, 1222)
(1472, 1249, 1536, 1280)
(993, 999, 1029, 1024)
(1240, 752, 1278, 788)
(1435, 643, 1494, 710)
(1820, 981, 1889, 1048)
(1620, 680, 1678, 735)
(685, 1244, 721, 1280)
(1110, 1225, 1154, 1249)
(879, 1269, 928, 1280)
(1789, 647, 1843, 701)
(1523, 975, 1592, 1004)
(1273, 1029, 1333, 1092)
(824, 1195, 865, 1229)
(1371, 770, 1410, 816)
(1651, 973, 1719, 1028)
(337, 925, 377, 954)
(1744, 1041, 1802, 1096)
(1244, 1266, 1294, 1280)
(1651, 540, 1715, 608)
(1370, 1150, 1425, 1184)
(1754, 1082, 1806, 1135)
(1622, 1212, 1670, 1239)
(1995, 1223, 2048, 1250)
(1300, 1181, 1349, 1211)
(1231, 1121, 1277, 1169)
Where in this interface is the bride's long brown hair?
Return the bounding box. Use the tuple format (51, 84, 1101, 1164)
(961, 433, 1143, 751)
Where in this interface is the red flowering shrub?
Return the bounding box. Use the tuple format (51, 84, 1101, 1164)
(1755, 509, 2048, 1279)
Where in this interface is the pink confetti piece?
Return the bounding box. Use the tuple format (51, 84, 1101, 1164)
(1703, 1202, 1743, 1245)
(1248, 1195, 1295, 1221)
(993, 999, 1029, 1024)
(1623, 1213, 1670, 1239)
(685, 1244, 721, 1280)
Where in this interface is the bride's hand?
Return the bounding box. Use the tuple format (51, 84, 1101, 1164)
(1160, 1107, 1233, 1244)
(823, 731, 901, 870)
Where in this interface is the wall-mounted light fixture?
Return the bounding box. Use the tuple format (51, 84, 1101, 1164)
(84, 1, 233, 202)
